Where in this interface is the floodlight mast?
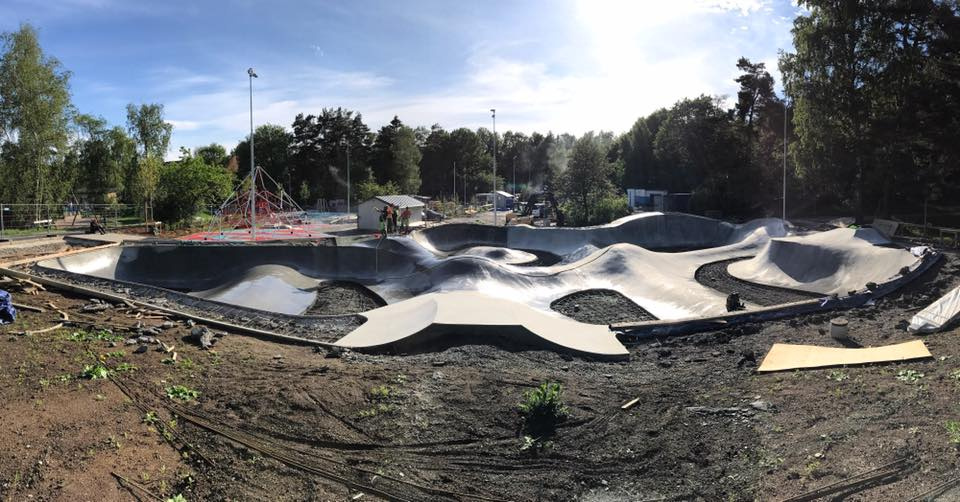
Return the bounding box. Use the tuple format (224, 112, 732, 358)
(248, 67, 258, 240)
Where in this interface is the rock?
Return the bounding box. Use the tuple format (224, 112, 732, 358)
(108, 342, 118, 348)
(124, 338, 138, 345)
(160, 321, 175, 330)
(711, 351, 721, 357)
(189, 326, 215, 349)
(137, 335, 158, 344)
(750, 400, 773, 412)
(80, 303, 110, 313)
(272, 354, 283, 359)
(431, 360, 446, 367)
(186, 319, 196, 327)
(133, 344, 148, 354)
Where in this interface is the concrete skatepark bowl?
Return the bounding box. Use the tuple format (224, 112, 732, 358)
(33, 213, 936, 359)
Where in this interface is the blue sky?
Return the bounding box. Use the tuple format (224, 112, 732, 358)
(1, 0, 804, 159)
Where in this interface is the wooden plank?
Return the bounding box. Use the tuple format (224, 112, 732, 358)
(757, 340, 931, 372)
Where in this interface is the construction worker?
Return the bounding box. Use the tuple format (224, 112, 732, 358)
(378, 206, 388, 235)
(385, 205, 394, 233)
(401, 206, 412, 233)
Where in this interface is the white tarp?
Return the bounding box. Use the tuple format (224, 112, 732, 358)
(909, 284, 960, 333)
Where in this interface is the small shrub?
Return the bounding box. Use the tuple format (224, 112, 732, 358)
(519, 382, 568, 439)
(165, 385, 200, 401)
(81, 364, 111, 380)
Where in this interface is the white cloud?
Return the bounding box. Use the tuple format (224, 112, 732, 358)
(157, 0, 793, 158)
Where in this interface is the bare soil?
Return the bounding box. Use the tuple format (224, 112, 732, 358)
(3, 242, 960, 501)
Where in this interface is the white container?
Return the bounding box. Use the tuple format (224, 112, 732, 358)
(830, 317, 849, 340)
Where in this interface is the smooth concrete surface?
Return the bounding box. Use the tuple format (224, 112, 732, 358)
(335, 291, 630, 359)
(32, 213, 928, 355)
(35, 214, 789, 320)
(728, 228, 920, 295)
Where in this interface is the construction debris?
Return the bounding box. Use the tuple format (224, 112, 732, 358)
(757, 340, 932, 372)
(908, 284, 960, 333)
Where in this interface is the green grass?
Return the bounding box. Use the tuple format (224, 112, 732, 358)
(947, 421, 960, 444)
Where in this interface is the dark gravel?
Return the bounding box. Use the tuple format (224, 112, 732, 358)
(551, 288, 658, 324)
(694, 257, 823, 306)
(304, 281, 385, 315)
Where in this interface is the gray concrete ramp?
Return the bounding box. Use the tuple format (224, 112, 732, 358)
(335, 291, 629, 359)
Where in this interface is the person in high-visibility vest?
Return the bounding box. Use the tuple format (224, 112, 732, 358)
(401, 207, 411, 233)
(384, 205, 394, 233)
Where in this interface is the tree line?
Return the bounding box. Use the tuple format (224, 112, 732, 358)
(2, 1, 958, 226)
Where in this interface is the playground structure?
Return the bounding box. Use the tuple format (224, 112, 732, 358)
(180, 166, 326, 242)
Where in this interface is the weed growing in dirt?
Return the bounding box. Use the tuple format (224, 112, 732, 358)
(896, 369, 924, 383)
(143, 411, 160, 425)
(165, 494, 187, 502)
(103, 350, 125, 359)
(946, 421, 960, 444)
(950, 369, 960, 383)
(114, 362, 138, 373)
(67, 330, 124, 343)
(359, 384, 398, 418)
(827, 370, 848, 382)
(81, 364, 111, 380)
(165, 385, 200, 401)
(519, 382, 568, 439)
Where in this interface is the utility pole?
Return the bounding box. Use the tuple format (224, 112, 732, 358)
(248, 67, 258, 240)
(452, 161, 456, 206)
(512, 155, 517, 194)
(490, 108, 497, 226)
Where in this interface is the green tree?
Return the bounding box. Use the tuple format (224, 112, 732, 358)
(73, 114, 134, 203)
(125, 103, 172, 159)
(124, 103, 172, 207)
(194, 143, 228, 167)
(154, 155, 234, 225)
(0, 24, 72, 204)
(233, 124, 293, 184)
(290, 108, 373, 203)
(371, 116, 422, 193)
(558, 133, 616, 225)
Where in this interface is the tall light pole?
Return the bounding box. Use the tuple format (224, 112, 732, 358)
(452, 161, 457, 206)
(342, 137, 351, 214)
(783, 98, 788, 223)
(247, 67, 258, 239)
(512, 155, 517, 194)
(490, 108, 497, 226)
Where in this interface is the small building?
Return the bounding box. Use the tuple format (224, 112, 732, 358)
(626, 188, 668, 210)
(357, 195, 426, 231)
(476, 190, 515, 210)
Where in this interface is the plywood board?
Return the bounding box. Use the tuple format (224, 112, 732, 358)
(757, 340, 931, 372)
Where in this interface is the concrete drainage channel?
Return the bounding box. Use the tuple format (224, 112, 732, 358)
(9, 212, 942, 359)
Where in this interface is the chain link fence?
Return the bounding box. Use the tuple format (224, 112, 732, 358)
(0, 203, 150, 240)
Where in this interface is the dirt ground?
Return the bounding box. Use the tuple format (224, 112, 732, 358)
(3, 242, 960, 501)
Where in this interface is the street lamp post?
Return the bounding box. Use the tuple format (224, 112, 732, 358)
(783, 98, 788, 222)
(247, 68, 258, 240)
(342, 138, 351, 214)
(490, 108, 497, 226)
(512, 155, 517, 194)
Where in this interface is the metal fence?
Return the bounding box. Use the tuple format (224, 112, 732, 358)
(0, 203, 150, 240)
